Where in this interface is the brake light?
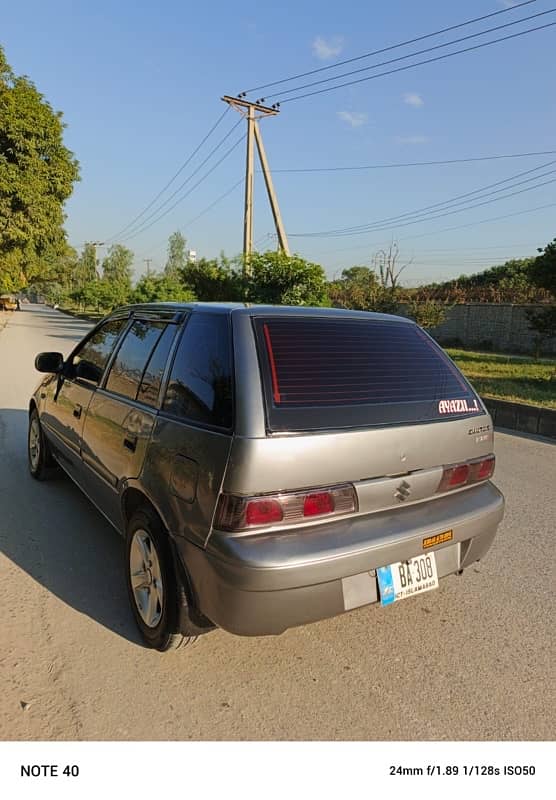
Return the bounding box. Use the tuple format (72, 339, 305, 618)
(215, 484, 357, 531)
(470, 454, 495, 482)
(245, 499, 283, 526)
(437, 454, 495, 494)
(304, 492, 334, 517)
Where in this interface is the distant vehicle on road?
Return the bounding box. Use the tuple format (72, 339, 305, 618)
(28, 303, 504, 651)
(0, 293, 18, 311)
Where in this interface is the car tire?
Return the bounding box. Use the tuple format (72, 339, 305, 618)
(125, 507, 198, 651)
(28, 408, 58, 480)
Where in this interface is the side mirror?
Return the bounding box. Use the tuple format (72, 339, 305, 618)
(35, 352, 64, 373)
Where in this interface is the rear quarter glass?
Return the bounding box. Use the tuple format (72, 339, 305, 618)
(253, 316, 484, 432)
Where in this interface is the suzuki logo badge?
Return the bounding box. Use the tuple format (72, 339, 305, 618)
(395, 479, 411, 502)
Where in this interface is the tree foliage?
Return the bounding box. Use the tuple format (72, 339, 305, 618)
(530, 238, 556, 297)
(328, 266, 401, 313)
(101, 244, 133, 307)
(165, 231, 187, 278)
(130, 273, 196, 304)
(181, 254, 242, 301)
(414, 258, 545, 303)
(0, 45, 80, 290)
(404, 298, 448, 329)
(244, 251, 329, 306)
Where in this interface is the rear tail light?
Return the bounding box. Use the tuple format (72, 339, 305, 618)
(215, 484, 357, 532)
(303, 492, 335, 517)
(437, 454, 495, 494)
(470, 454, 495, 482)
(245, 499, 283, 526)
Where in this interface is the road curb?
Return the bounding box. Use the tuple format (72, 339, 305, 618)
(58, 307, 102, 322)
(482, 396, 556, 439)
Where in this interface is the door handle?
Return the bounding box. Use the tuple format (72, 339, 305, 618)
(123, 435, 137, 452)
(73, 404, 82, 419)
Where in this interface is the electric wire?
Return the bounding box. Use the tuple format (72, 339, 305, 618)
(119, 133, 246, 243)
(291, 160, 556, 237)
(265, 8, 555, 101)
(296, 201, 556, 256)
(278, 20, 556, 104)
(117, 118, 243, 240)
(241, 0, 535, 94)
(288, 176, 556, 239)
(134, 177, 244, 262)
(269, 150, 556, 173)
(105, 105, 231, 242)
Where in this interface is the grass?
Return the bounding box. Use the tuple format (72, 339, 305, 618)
(446, 349, 556, 409)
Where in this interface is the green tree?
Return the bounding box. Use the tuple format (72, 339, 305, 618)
(526, 307, 556, 359)
(404, 298, 448, 329)
(165, 231, 187, 278)
(328, 266, 383, 311)
(181, 254, 242, 301)
(101, 244, 133, 307)
(531, 238, 556, 297)
(74, 243, 97, 289)
(0, 45, 80, 289)
(245, 251, 328, 306)
(131, 272, 196, 304)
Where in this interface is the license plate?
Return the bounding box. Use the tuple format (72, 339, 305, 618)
(377, 552, 439, 606)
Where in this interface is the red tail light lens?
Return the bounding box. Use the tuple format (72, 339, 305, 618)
(470, 454, 495, 482)
(215, 484, 357, 531)
(303, 492, 334, 517)
(245, 499, 283, 526)
(449, 464, 470, 487)
(437, 454, 495, 494)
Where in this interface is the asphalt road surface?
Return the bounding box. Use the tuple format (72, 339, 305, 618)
(0, 305, 554, 741)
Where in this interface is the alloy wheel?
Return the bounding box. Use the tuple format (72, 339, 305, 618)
(129, 529, 164, 628)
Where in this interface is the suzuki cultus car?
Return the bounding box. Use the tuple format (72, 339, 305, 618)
(29, 304, 504, 650)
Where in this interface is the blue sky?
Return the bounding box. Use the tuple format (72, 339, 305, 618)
(2, 0, 555, 283)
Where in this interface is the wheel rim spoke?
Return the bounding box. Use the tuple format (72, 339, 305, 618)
(130, 530, 163, 628)
(29, 419, 40, 469)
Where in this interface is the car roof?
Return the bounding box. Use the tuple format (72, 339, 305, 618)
(117, 302, 414, 325)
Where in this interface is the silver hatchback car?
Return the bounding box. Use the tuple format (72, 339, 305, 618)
(29, 304, 504, 650)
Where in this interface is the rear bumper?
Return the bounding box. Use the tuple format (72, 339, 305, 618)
(176, 482, 504, 636)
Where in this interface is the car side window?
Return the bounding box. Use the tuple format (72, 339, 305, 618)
(162, 313, 233, 429)
(137, 324, 177, 407)
(105, 320, 165, 401)
(72, 318, 127, 386)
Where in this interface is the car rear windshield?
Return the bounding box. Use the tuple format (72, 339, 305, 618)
(254, 316, 484, 431)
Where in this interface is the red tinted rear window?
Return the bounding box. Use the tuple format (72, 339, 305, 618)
(255, 317, 483, 431)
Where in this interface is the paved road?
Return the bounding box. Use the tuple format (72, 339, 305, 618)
(0, 305, 554, 741)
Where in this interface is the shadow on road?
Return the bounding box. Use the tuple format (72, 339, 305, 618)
(0, 408, 144, 647)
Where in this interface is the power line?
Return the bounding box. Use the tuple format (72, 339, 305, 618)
(269, 150, 556, 174)
(266, 8, 554, 102)
(116, 119, 243, 241)
(289, 175, 556, 239)
(292, 159, 556, 237)
(120, 133, 246, 243)
(278, 20, 556, 104)
(105, 106, 231, 243)
(400, 201, 556, 243)
(301, 201, 556, 256)
(181, 177, 244, 229)
(134, 177, 244, 263)
(241, 0, 536, 94)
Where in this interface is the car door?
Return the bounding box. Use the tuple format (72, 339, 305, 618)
(80, 318, 179, 530)
(140, 311, 234, 548)
(41, 317, 128, 482)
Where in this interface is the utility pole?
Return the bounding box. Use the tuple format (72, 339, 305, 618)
(222, 95, 290, 272)
(143, 258, 153, 276)
(85, 240, 105, 280)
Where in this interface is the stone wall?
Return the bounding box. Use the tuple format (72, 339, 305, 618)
(428, 304, 556, 355)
